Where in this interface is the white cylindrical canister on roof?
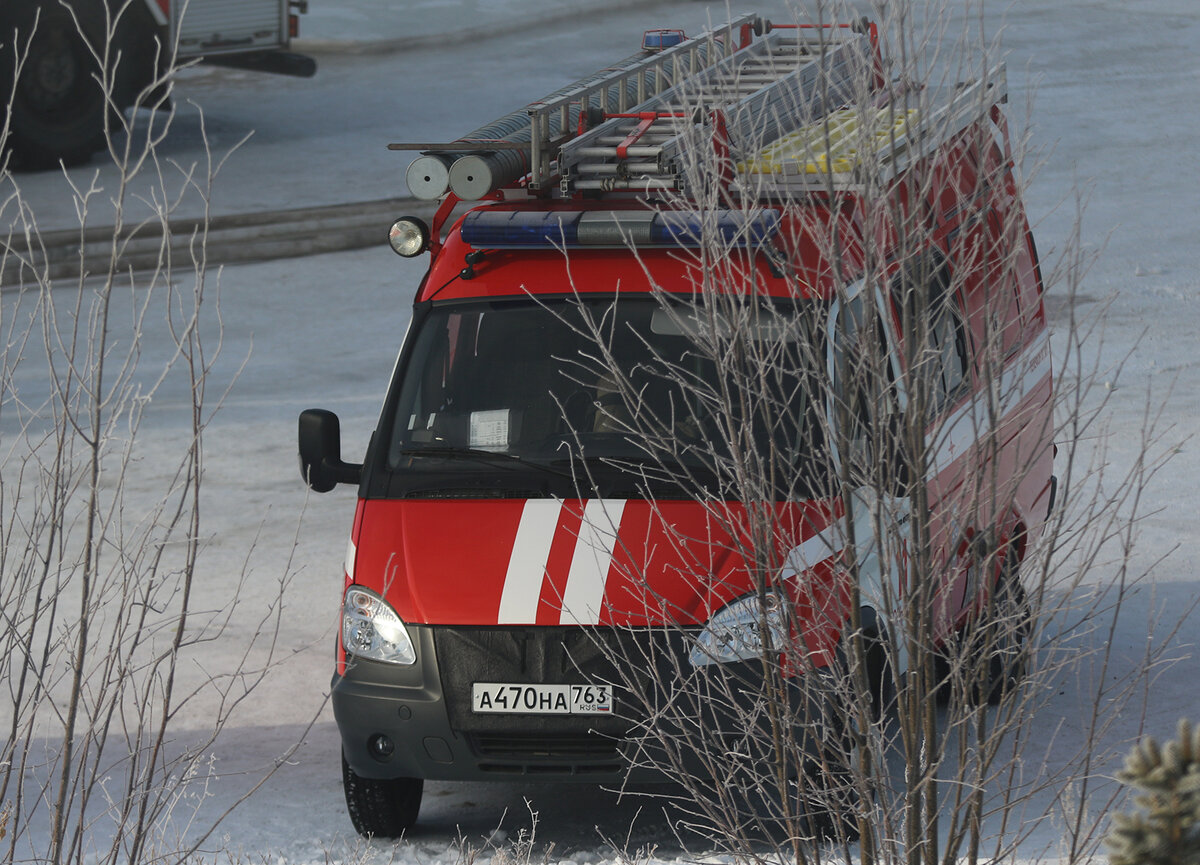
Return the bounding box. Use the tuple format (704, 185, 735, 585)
(406, 155, 453, 200)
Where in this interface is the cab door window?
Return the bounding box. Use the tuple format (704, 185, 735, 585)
(929, 296, 968, 405)
(829, 284, 904, 485)
(893, 259, 970, 417)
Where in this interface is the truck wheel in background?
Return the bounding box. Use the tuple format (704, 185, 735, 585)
(0, 0, 113, 168)
(341, 752, 423, 838)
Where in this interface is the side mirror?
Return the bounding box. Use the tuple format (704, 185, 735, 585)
(298, 409, 363, 492)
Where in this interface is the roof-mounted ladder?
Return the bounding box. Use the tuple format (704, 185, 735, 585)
(391, 13, 766, 201)
(557, 26, 874, 195)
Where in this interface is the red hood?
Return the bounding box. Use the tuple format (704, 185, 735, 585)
(349, 498, 838, 627)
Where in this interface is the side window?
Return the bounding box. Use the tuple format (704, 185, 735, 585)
(974, 211, 1028, 359)
(829, 285, 903, 479)
(893, 259, 970, 416)
(389, 310, 478, 460)
(929, 297, 968, 401)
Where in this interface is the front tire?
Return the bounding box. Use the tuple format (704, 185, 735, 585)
(342, 752, 423, 838)
(803, 609, 896, 841)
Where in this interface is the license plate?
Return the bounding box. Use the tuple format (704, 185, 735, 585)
(471, 682, 614, 715)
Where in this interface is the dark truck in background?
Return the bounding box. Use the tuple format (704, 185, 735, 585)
(1, 0, 314, 168)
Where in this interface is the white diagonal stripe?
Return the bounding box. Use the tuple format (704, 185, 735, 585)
(930, 334, 1052, 476)
(497, 500, 561, 624)
(559, 499, 626, 625)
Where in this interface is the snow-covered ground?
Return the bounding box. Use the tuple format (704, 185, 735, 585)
(3, 0, 1199, 862)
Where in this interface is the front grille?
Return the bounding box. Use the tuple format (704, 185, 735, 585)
(469, 732, 623, 775)
(472, 731, 618, 759)
(433, 626, 691, 735)
(429, 626, 787, 781)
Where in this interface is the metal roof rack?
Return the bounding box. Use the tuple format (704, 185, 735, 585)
(391, 16, 1004, 204)
(390, 13, 764, 201)
(734, 63, 1009, 195)
(557, 26, 873, 196)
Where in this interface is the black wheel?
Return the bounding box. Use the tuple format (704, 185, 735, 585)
(794, 608, 895, 841)
(706, 671, 864, 843)
(720, 740, 862, 843)
(0, 0, 116, 168)
(858, 607, 897, 724)
(977, 548, 1031, 705)
(794, 759, 862, 842)
(939, 547, 1031, 706)
(341, 752, 423, 838)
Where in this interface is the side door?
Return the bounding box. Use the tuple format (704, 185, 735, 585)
(827, 279, 912, 650)
(888, 256, 987, 628)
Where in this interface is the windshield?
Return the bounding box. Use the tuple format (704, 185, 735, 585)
(381, 296, 827, 499)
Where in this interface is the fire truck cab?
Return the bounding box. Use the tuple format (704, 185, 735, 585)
(299, 15, 1055, 837)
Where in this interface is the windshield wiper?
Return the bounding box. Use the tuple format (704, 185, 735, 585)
(552, 449, 712, 474)
(398, 447, 578, 481)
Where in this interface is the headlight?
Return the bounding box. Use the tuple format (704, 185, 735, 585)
(690, 589, 790, 667)
(388, 217, 430, 257)
(342, 587, 417, 665)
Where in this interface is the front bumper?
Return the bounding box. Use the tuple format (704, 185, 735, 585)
(334, 624, 841, 783)
(335, 625, 668, 782)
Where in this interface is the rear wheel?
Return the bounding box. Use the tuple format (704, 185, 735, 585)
(939, 546, 1031, 706)
(976, 548, 1031, 705)
(342, 752, 423, 838)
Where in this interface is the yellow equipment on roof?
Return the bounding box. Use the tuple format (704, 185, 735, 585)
(740, 105, 920, 176)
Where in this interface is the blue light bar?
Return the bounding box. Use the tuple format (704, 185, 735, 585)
(642, 29, 686, 51)
(459, 210, 583, 247)
(460, 209, 780, 249)
(651, 211, 781, 247)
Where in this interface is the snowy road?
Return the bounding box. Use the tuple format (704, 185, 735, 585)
(5, 0, 1199, 862)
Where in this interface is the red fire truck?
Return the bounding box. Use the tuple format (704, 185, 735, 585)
(1, 0, 313, 168)
(299, 15, 1055, 836)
